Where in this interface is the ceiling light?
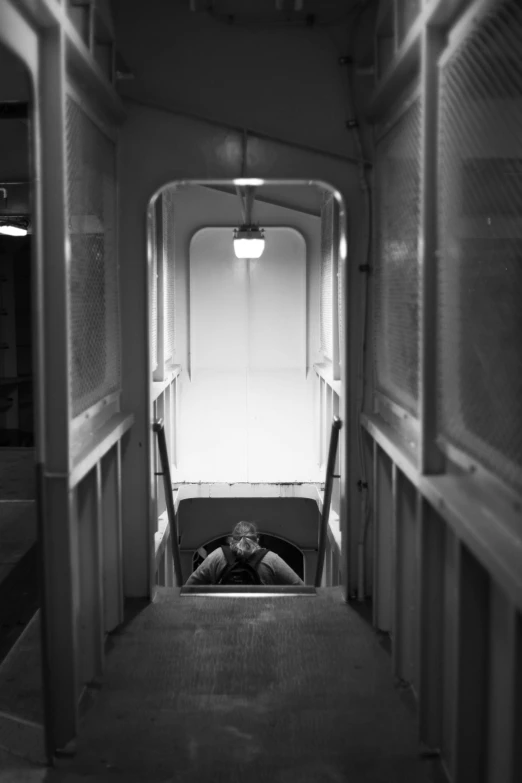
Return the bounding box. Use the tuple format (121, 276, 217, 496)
(233, 226, 265, 259)
(0, 216, 29, 237)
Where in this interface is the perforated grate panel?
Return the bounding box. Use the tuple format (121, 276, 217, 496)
(149, 203, 158, 372)
(374, 98, 422, 415)
(437, 0, 522, 492)
(320, 190, 335, 361)
(66, 97, 120, 418)
(163, 189, 176, 362)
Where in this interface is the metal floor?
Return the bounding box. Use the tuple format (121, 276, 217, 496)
(0, 586, 446, 783)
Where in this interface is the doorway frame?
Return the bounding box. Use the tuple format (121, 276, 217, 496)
(146, 177, 349, 601)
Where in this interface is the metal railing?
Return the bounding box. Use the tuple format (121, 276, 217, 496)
(153, 418, 183, 587)
(315, 416, 342, 587)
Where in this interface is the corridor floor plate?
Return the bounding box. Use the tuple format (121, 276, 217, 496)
(47, 587, 441, 783)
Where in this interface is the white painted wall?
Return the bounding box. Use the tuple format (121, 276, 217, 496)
(167, 184, 322, 372)
(165, 186, 323, 483)
(179, 224, 318, 482)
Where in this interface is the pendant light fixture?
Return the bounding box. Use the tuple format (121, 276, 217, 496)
(0, 216, 29, 237)
(233, 225, 265, 259)
(233, 185, 265, 259)
(0, 188, 29, 237)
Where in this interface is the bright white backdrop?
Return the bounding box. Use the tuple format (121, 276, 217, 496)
(176, 226, 320, 482)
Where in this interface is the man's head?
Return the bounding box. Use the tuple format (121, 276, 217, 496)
(231, 520, 259, 542)
(228, 521, 260, 557)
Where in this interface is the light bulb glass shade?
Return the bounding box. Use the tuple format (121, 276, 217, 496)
(0, 223, 28, 237)
(233, 226, 265, 259)
(0, 217, 29, 237)
(233, 237, 265, 259)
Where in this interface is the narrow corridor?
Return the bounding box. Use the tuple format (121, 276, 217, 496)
(6, 589, 443, 783)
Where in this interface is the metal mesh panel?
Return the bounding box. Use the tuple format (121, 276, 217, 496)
(150, 204, 158, 371)
(320, 190, 334, 360)
(66, 97, 120, 418)
(397, 0, 422, 45)
(437, 0, 522, 492)
(374, 98, 422, 415)
(162, 189, 176, 362)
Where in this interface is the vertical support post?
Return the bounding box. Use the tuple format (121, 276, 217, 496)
(442, 525, 458, 775)
(303, 550, 318, 586)
(331, 541, 339, 587)
(172, 376, 179, 468)
(102, 443, 124, 632)
(324, 535, 332, 586)
(338, 194, 350, 601)
(390, 461, 398, 651)
(453, 544, 489, 783)
(37, 23, 80, 753)
(487, 585, 517, 783)
(417, 497, 444, 750)
(155, 392, 166, 517)
(372, 439, 378, 625)
(393, 470, 417, 685)
(314, 375, 321, 466)
(321, 378, 322, 467)
(331, 198, 340, 381)
(77, 467, 104, 686)
(418, 25, 446, 475)
(372, 443, 393, 631)
(326, 386, 333, 447)
(165, 530, 174, 587)
(164, 382, 171, 470)
(153, 194, 165, 381)
(514, 614, 522, 783)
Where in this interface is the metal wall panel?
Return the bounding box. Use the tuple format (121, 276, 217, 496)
(374, 98, 422, 415)
(66, 96, 120, 416)
(436, 0, 522, 493)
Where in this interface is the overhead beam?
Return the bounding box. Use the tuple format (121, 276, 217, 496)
(201, 183, 321, 218)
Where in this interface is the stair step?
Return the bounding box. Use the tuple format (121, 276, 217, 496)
(180, 584, 317, 597)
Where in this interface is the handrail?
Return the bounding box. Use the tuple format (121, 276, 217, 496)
(315, 416, 342, 587)
(152, 418, 183, 587)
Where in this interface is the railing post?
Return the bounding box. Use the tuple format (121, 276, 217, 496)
(152, 418, 183, 586)
(315, 416, 342, 587)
